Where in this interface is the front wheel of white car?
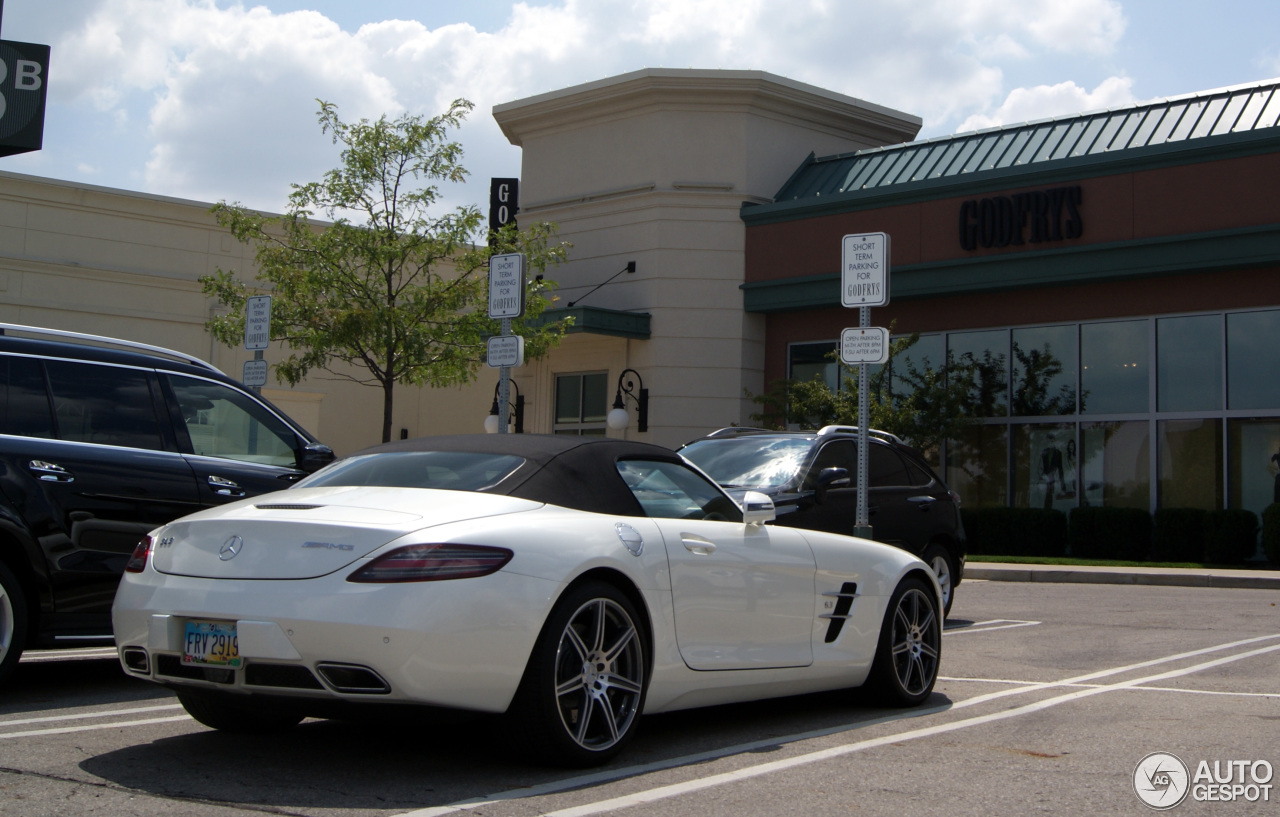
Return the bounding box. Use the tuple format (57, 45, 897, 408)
(510, 581, 648, 767)
(864, 576, 941, 707)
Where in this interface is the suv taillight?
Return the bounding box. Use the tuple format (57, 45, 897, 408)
(125, 536, 152, 573)
(949, 490, 962, 508)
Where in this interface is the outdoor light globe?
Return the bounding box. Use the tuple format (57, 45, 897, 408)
(483, 414, 500, 434)
(606, 407, 630, 430)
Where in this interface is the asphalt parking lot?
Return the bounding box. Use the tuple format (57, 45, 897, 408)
(2, 573, 1278, 817)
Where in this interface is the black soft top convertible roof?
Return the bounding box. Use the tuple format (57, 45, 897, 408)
(350, 434, 687, 517)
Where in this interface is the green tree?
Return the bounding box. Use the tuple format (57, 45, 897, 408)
(201, 100, 570, 443)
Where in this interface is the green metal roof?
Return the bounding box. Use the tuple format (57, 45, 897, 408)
(771, 78, 1280, 203)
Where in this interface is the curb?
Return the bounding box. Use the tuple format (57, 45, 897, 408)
(965, 563, 1280, 590)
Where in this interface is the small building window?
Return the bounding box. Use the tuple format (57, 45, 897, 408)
(554, 372, 608, 435)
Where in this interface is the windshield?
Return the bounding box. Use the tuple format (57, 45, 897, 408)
(681, 436, 812, 491)
(295, 451, 525, 492)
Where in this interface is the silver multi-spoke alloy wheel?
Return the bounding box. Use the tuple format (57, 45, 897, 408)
(889, 586, 940, 697)
(554, 596, 645, 753)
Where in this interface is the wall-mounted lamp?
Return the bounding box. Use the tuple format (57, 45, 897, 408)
(606, 368, 648, 432)
(484, 379, 525, 434)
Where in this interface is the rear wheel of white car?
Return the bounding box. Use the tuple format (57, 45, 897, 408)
(923, 543, 955, 618)
(176, 688, 305, 733)
(865, 576, 941, 707)
(511, 581, 647, 767)
(0, 562, 29, 685)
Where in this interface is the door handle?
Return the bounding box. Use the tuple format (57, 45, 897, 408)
(908, 495, 937, 505)
(681, 534, 717, 555)
(208, 475, 247, 498)
(28, 460, 75, 483)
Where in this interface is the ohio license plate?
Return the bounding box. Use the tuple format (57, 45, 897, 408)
(181, 620, 241, 668)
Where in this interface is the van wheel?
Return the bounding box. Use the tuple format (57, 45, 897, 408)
(0, 562, 29, 685)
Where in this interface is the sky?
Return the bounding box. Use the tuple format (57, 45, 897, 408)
(2, 0, 1278, 224)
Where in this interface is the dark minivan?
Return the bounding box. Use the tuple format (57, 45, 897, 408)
(0, 323, 334, 682)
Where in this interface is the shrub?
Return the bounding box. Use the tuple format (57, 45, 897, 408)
(1203, 509, 1259, 565)
(1151, 508, 1207, 562)
(1069, 507, 1152, 560)
(1263, 503, 1280, 566)
(962, 507, 1067, 557)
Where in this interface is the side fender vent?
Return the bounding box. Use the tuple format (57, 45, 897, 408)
(820, 582, 859, 644)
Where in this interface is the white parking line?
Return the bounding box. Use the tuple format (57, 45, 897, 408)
(19, 647, 119, 662)
(0, 716, 192, 740)
(944, 619, 1040, 634)
(399, 633, 1280, 817)
(1, 703, 183, 729)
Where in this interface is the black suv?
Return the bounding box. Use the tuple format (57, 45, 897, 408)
(0, 324, 334, 682)
(680, 426, 965, 615)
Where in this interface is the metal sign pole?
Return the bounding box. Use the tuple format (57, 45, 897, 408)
(855, 305, 872, 538)
(498, 318, 511, 434)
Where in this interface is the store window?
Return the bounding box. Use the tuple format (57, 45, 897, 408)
(1227, 310, 1280, 410)
(947, 329, 1008, 416)
(890, 334, 944, 398)
(1158, 315, 1222, 412)
(1081, 321, 1148, 414)
(1013, 423, 1077, 511)
(1228, 419, 1280, 517)
(1157, 419, 1223, 510)
(554, 372, 608, 435)
(1081, 421, 1149, 509)
(789, 342, 840, 389)
(1012, 325, 1076, 416)
(946, 424, 1007, 508)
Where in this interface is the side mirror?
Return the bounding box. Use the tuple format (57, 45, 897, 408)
(742, 491, 776, 526)
(297, 443, 336, 473)
(814, 466, 851, 504)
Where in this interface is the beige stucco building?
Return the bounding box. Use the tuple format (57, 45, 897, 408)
(0, 68, 917, 455)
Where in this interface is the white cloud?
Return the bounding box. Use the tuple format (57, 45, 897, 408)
(956, 76, 1137, 133)
(25, 0, 1136, 216)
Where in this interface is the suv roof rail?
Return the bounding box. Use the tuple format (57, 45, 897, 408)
(0, 322, 222, 373)
(816, 425, 906, 445)
(702, 426, 775, 439)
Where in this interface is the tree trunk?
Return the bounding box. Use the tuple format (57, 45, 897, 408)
(381, 378, 395, 443)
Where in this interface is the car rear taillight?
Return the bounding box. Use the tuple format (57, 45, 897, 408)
(949, 490, 962, 508)
(347, 544, 513, 583)
(125, 536, 152, 573)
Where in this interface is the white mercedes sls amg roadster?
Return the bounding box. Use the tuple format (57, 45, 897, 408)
(113, 434, 942, 767)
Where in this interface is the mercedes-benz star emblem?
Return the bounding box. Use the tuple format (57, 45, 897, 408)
(219, 535, 244, 561)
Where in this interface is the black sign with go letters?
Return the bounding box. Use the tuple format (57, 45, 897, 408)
(0, 40, 49, 157)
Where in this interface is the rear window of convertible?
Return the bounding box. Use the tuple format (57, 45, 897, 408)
(296, 451, 525, 492)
